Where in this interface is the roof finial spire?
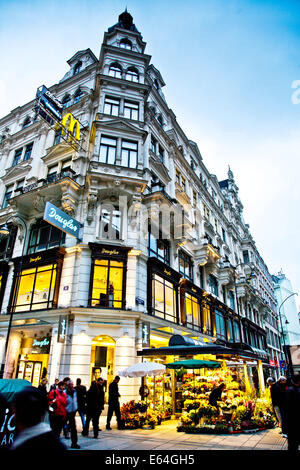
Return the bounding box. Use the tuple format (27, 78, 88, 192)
(228, 165, 234, 181)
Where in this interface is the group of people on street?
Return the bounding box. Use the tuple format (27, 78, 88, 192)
(267, 373, 300, 451)
(45, 374, 123, 447)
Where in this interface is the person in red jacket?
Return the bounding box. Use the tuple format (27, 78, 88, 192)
(48, 381, 67, 438)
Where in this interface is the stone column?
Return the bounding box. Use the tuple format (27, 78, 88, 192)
(114, 334, 140, 404)
(257, 360, 265, 394)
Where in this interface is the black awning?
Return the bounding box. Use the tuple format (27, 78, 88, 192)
(137, 344, 265, 361)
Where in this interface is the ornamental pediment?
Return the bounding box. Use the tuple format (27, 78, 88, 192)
(96, 118, 147, 139)
(1, 159, 32, 183)
(43, 142, 74, 163)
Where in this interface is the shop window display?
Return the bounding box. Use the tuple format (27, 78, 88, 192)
(13, 264, 57, 312)
(185, 293, 201, 331)
(152, 274, 177, 323)
(91, 259, 124, 308)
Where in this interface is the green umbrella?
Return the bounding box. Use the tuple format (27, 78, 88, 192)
(0, 379, 31, 403)
(166, 359, 221, 369)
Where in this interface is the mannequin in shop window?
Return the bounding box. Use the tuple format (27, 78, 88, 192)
(108, 284, 114, 307)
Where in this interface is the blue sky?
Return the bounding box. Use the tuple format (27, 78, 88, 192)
(0, 0, 299, 301)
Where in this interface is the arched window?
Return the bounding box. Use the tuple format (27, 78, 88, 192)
(22, 116, 31, 129)
(74, 89, 83, 104)
(125, 67, 139, 83)
(74, 61, 82, 75)
(119, 38, 132, 50)
(62, 94, 71, 109)
(108, 63, 122, 79)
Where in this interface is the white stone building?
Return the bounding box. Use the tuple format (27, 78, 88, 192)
(0, 11, 282, 402)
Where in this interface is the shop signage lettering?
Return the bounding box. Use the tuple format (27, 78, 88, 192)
(164, 269, 171, 276)
(192, 288, 197, 293)
(58, 315, 68, 343)
(32, 336, 51, 354)
(44, 202, 83, 240)
(0, 408, 16, 448)
(30, 256, 42, 263)
(142, 322, 150, 347)
(101, 248, 119, 256)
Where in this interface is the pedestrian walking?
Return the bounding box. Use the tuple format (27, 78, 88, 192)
(48, 381, 67, 438)
(50, 379, 59, 392)
(10, 386, 66, 452)
(106, 376, 122, 430)
(75, 378, 87, 430)
(269, 376, 288, 437)
(65, 380, 80, 449)
(285, 373, 300, 452)
(37, 378, 48, 398)
(82, 379, 105, 438)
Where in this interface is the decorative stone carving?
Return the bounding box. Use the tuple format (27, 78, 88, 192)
(87, 193, 98, 224)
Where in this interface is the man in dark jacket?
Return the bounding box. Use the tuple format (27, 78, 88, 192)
(82, 379, 105, 438)
(10, 386, 66, 452)
(209, 383, 225, 410)
(75, 378, 87, 430)
(106, 376, 122, 430)
(270, 376, 288, 437)
(285, 374, 300, 451)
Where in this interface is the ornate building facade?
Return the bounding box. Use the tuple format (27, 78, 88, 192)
(0, 11, 282, 401)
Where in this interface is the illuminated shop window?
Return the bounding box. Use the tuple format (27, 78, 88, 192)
(27, 219, 65, 254)
(90, 259, 124, 309)
(185, 293, 201, 331)
(202, 301, 212, 336)
(152, 274, 177, 323)
(13, 263, 58, 312)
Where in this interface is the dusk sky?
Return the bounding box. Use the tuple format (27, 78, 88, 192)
(0, 0, 299, 303)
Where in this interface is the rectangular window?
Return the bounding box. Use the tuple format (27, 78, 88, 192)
(124, 100, 139, 120)
(151, 136, 157, 154)
(13, 264, 58, 312)
(222, 228, 226, 243)
(99, 136, 117, 164)
(158, 145, 164, 163)
(228, 290, 235, 310)
(91, 259, 124, 309)
(27, 220, 65, 254)
(152, 273, 177, 323)
(185, 293, 201, 331)
(202, 301, 212, 335)
(208, 274, 218, 296)
(243, 250, 250, 264)
(181, 176, 186, 191)
(178, 250, 193, 281)
(233, 320, 240, 342)
(23, 143, 33, 161)
(99, 206, 122, 240)
(175, 169, 181, 185)
(148, 227, 170, 264)
(47, 164, 59, 183)
(215, 309, 226, 340)
(104, 96, 120, 116)
(193, 190, 197, 207)
(2, 185, 14, 209)
(12, 148, 23, 167)
(121, 139, 138, 168)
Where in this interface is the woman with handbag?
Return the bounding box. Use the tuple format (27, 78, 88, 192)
(48, 381, 67, 437)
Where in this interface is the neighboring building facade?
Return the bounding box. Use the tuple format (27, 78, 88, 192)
(0, 11, 282, 401)
(272, 271, 300, 375)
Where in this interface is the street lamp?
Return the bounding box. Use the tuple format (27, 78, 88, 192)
(0, 215, 28, 379)
(278, 292, 298, 378)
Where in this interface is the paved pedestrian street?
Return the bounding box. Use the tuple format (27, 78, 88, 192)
(64, 417, 288, 451)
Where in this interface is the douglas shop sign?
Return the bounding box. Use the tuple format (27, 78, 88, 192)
(44, 202, 83, 240)
(31, 336, 51, 354)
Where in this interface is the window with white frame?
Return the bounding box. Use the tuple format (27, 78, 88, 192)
(104, 96, 120, 116)
(99, 136, 117, 164)
(125, 67, 139, 82)
(124, 100, 139, 120)
(119, 38, 132, 50)
(121, 139, 138, 168)
(109, 63, 122, 78)
(99, 205, 122, 240)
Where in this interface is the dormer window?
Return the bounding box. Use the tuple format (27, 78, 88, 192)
(119, 38, 132, 50)
(74, 61, 82, 75)
(125, 67, 139, 83)
(62, 94, 71, 109)
(109, 63, 122, 79)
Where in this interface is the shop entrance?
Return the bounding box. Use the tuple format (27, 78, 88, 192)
(16, 334, 51, 387)
(90, 335, 115, 398)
